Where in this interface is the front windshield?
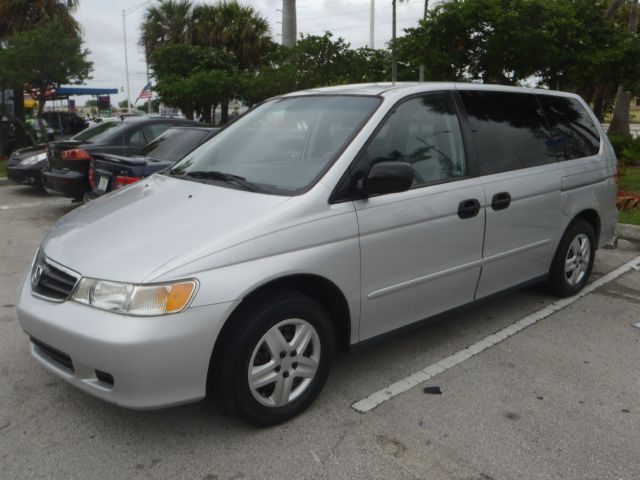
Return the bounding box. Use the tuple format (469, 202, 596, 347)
(170, 95, 380, 194)
(72, 120, 123, 143)
(138, 128, 211, 162)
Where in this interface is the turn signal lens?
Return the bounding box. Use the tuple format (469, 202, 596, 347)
(128, 281, 196, 315)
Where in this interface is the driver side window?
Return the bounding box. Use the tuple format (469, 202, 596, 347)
(364, 93, 467, 187)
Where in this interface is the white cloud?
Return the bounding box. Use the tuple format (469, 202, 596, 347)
(74, 0, 428, 105)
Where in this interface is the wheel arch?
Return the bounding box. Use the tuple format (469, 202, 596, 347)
(572, 209, 601, 247)
(207, 273, 352, 393)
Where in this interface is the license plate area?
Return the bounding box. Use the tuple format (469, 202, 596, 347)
(97, 175, 109, 192)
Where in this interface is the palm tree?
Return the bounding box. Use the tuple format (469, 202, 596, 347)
(140, 0, 194, 58)
(193, 1, 271, 71)
(192, 1, 271, 122)
(0, 0, 80, 40)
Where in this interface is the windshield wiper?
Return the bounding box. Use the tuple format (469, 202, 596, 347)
(174, 170, 262, 192)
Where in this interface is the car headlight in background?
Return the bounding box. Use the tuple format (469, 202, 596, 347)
(71, 278, 197, 316)
(21, 152, 47, 166)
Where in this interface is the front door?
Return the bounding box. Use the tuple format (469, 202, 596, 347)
(354, 92, 486, 341)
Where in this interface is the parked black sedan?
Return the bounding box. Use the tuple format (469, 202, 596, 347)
(42, 116, 201, 199)
(89, 126, 219, 198)
(6, 119, 119, 188)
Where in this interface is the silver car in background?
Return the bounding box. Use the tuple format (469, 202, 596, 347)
(17, 83, 617, 425)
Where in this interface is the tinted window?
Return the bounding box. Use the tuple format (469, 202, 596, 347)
(143, 123, 175, 142)
(73, 121, 124, 143)
(537, 95, 600, 160)
(128, 128, 147, 147)
(170, 96, 380, 194)
(361, 93, 466, 187)
(138, 128, 211, 162)
(460, 91, 556, 175)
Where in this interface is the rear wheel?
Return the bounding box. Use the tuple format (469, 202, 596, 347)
(217, 291, 335, 426)
(548, 220, 595, 297)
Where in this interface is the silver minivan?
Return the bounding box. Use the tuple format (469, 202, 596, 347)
(17, 83, 617, 425)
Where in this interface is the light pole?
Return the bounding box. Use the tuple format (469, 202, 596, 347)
(121, 0, 153, 114)
(282, 0, 297, 48)
(369, 0, 375, 48)
(122, 9, 132, 114)
(392, 0, 397, 83)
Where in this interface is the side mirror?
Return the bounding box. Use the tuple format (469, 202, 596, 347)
(360, 161, 413, 197)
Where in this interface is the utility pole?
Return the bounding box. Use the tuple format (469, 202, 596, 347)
(419, 0, 428, 82)
(122, 10, 132, 114)
(391, 0, 397, 83)
(369, 0, 375, 48)
(282, 0, 297, 48)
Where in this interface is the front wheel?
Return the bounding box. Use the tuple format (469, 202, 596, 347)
(548, 220, 596, 297)
(218, 291, 335, 426)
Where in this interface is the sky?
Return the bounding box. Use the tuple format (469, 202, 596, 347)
(74, 0, 430, 106)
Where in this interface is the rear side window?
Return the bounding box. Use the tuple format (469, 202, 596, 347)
(138, 128, 210, 161)
(460, 90, 556, 175)
(537, 95, 600, 160)
(143, 123, 175, 142)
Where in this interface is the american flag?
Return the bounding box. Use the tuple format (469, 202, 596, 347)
(136, 82, 152, 102)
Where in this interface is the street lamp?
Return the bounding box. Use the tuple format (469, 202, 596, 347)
(122, 0, 153, 114)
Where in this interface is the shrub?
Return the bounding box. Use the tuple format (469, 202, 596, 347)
(608, 134, 640, 165)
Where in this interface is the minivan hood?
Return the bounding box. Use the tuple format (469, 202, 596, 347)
(42, 174, 290, 282)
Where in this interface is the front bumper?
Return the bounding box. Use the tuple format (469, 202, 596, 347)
(42, 168, 87, 198)
(17, 275, 236, 409)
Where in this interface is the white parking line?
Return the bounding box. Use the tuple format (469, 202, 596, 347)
(0, 199, 71, 211)
(352, 254, 640, 414)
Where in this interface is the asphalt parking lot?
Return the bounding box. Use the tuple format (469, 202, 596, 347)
(1, 183, 639, 480)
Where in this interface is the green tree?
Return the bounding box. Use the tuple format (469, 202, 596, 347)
(151, 43, 237, 122)
(3, 23, 92, 116)
(396, 0, 640, 95)
(143, 0, 272, 123)
(191, 1, 271, 121)
(0, 0, 81, 149)
(240, 35, 391, 105)
(609, 0, 640, 135)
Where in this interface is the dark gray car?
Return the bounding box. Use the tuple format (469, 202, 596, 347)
(42, 116, 201, 199)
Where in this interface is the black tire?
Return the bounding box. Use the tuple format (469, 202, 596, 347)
(548, 219, 596, 297)
(215, 290, 335, 426)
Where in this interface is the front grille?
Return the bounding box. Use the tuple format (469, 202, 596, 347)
(31, 338, 74, 372)
(31, 251, 79, 301)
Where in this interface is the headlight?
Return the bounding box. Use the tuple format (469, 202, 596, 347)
(22, 152, 47, 166)
(71, 278, 197, 316)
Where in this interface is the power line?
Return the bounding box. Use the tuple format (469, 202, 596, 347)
(302, 16, 422, 34)
(124, 0, 154, 16)
(297, 2, 403, 22)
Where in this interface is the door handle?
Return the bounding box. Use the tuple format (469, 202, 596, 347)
(458, 198, 481, 219)
(491, 192, 511, 211)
